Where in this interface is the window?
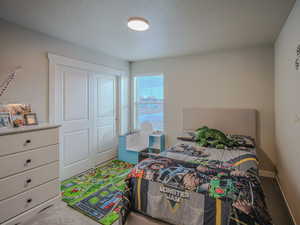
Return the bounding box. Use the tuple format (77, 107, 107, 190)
(133, 75, 164, 131)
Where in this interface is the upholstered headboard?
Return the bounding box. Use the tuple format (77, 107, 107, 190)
(182, 108, 257, 140)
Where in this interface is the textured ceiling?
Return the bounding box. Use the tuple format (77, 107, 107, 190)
(0, 0, 295, 61)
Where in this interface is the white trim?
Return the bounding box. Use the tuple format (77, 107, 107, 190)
(259, 170, 276, 178)
(48, 53, 125, 76)
(131, 72, 163, 77)
(275, 176, 298, 225)
(48, 53, 126, 124)
(48, 61, 57, 124)
(131, 76, 137, 131)
(116, 75, 121, 135)
(131, 74, 165, 132)
(119, 75, 131, 134)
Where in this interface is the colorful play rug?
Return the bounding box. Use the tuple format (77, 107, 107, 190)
(61, 160, 133, 225)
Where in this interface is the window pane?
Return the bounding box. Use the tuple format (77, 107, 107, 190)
(135, 75, 164, 131)
(136, 103, 163, 131)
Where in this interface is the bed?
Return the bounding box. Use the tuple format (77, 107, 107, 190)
(121, 108, 272, 225)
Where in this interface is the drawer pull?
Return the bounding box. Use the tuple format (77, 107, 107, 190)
(24, 178, 32, 187)
(24, 159, 32, 167)
(26, 198, 32, 203)
(24, 139, 31, 145)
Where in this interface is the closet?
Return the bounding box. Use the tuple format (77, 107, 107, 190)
(48, 54, 124, 180)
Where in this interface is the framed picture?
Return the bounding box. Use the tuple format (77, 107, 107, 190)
(0, 112, 12, 129)
(24, 113, 38, 125)
(12, 114, 25, 127)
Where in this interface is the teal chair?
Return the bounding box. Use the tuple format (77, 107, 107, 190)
(118, 132, 165, 164)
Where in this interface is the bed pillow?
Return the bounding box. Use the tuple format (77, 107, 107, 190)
(177, 131, 197, 142)
(226, 134, 256, 148)
(178, 127, 255, 149)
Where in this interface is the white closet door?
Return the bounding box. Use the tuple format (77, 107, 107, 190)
(49, 54, 122, 180)
(93, 74, 117, 166)
(57, 65, 94, 180)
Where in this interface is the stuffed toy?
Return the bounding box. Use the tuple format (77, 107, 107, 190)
(195, 126, 238, 149)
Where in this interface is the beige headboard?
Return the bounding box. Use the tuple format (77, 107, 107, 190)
(182, 108, 257, 140)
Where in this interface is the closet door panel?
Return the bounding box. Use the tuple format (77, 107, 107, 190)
(63, 70, 89, 121)
(52, 60, 118, 179)
(57, 66, 92, 180)
(63, 129, 89, 165)
(93, 75, 117, 166)
(97, 125, 114, 152)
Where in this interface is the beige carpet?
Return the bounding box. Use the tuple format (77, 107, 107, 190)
(24, 200, 167, 225)
(26, 201, 116, 225)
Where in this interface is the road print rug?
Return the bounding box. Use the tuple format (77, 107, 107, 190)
(61, 160, 133, 225)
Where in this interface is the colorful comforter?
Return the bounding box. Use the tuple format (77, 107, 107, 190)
(121, 136, 272, 225)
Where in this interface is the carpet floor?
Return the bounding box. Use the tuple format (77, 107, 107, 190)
(29, 177, 294, 225)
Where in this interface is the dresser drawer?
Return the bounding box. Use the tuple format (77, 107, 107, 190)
(1, 196, 59, 225)
(0, 145, 59, 179)
(0, 128, 58, 156)
(0, 179, 59, 223)
(0, 162, 59, 201)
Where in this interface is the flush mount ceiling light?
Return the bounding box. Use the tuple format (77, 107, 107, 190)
(127, 17, 150, 31)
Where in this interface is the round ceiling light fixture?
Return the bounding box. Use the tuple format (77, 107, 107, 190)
(127, 17, 150, 31)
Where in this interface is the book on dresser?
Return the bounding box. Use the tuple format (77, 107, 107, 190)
(0, 124, 60, 225)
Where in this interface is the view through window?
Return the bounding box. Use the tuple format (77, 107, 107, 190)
(134, 75, 164, 131)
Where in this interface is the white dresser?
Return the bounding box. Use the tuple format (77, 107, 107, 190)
(0, 124, 60, 225)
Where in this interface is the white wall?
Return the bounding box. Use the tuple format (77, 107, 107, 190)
(275, 0, 300, 223)
(131, 46, 275, 171)
(0, 19, 130, 132)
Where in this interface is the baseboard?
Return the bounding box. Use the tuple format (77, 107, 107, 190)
(94, 152, 117, 168)
(275, 176, 298, 225)
(259, 169, 276, 178)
